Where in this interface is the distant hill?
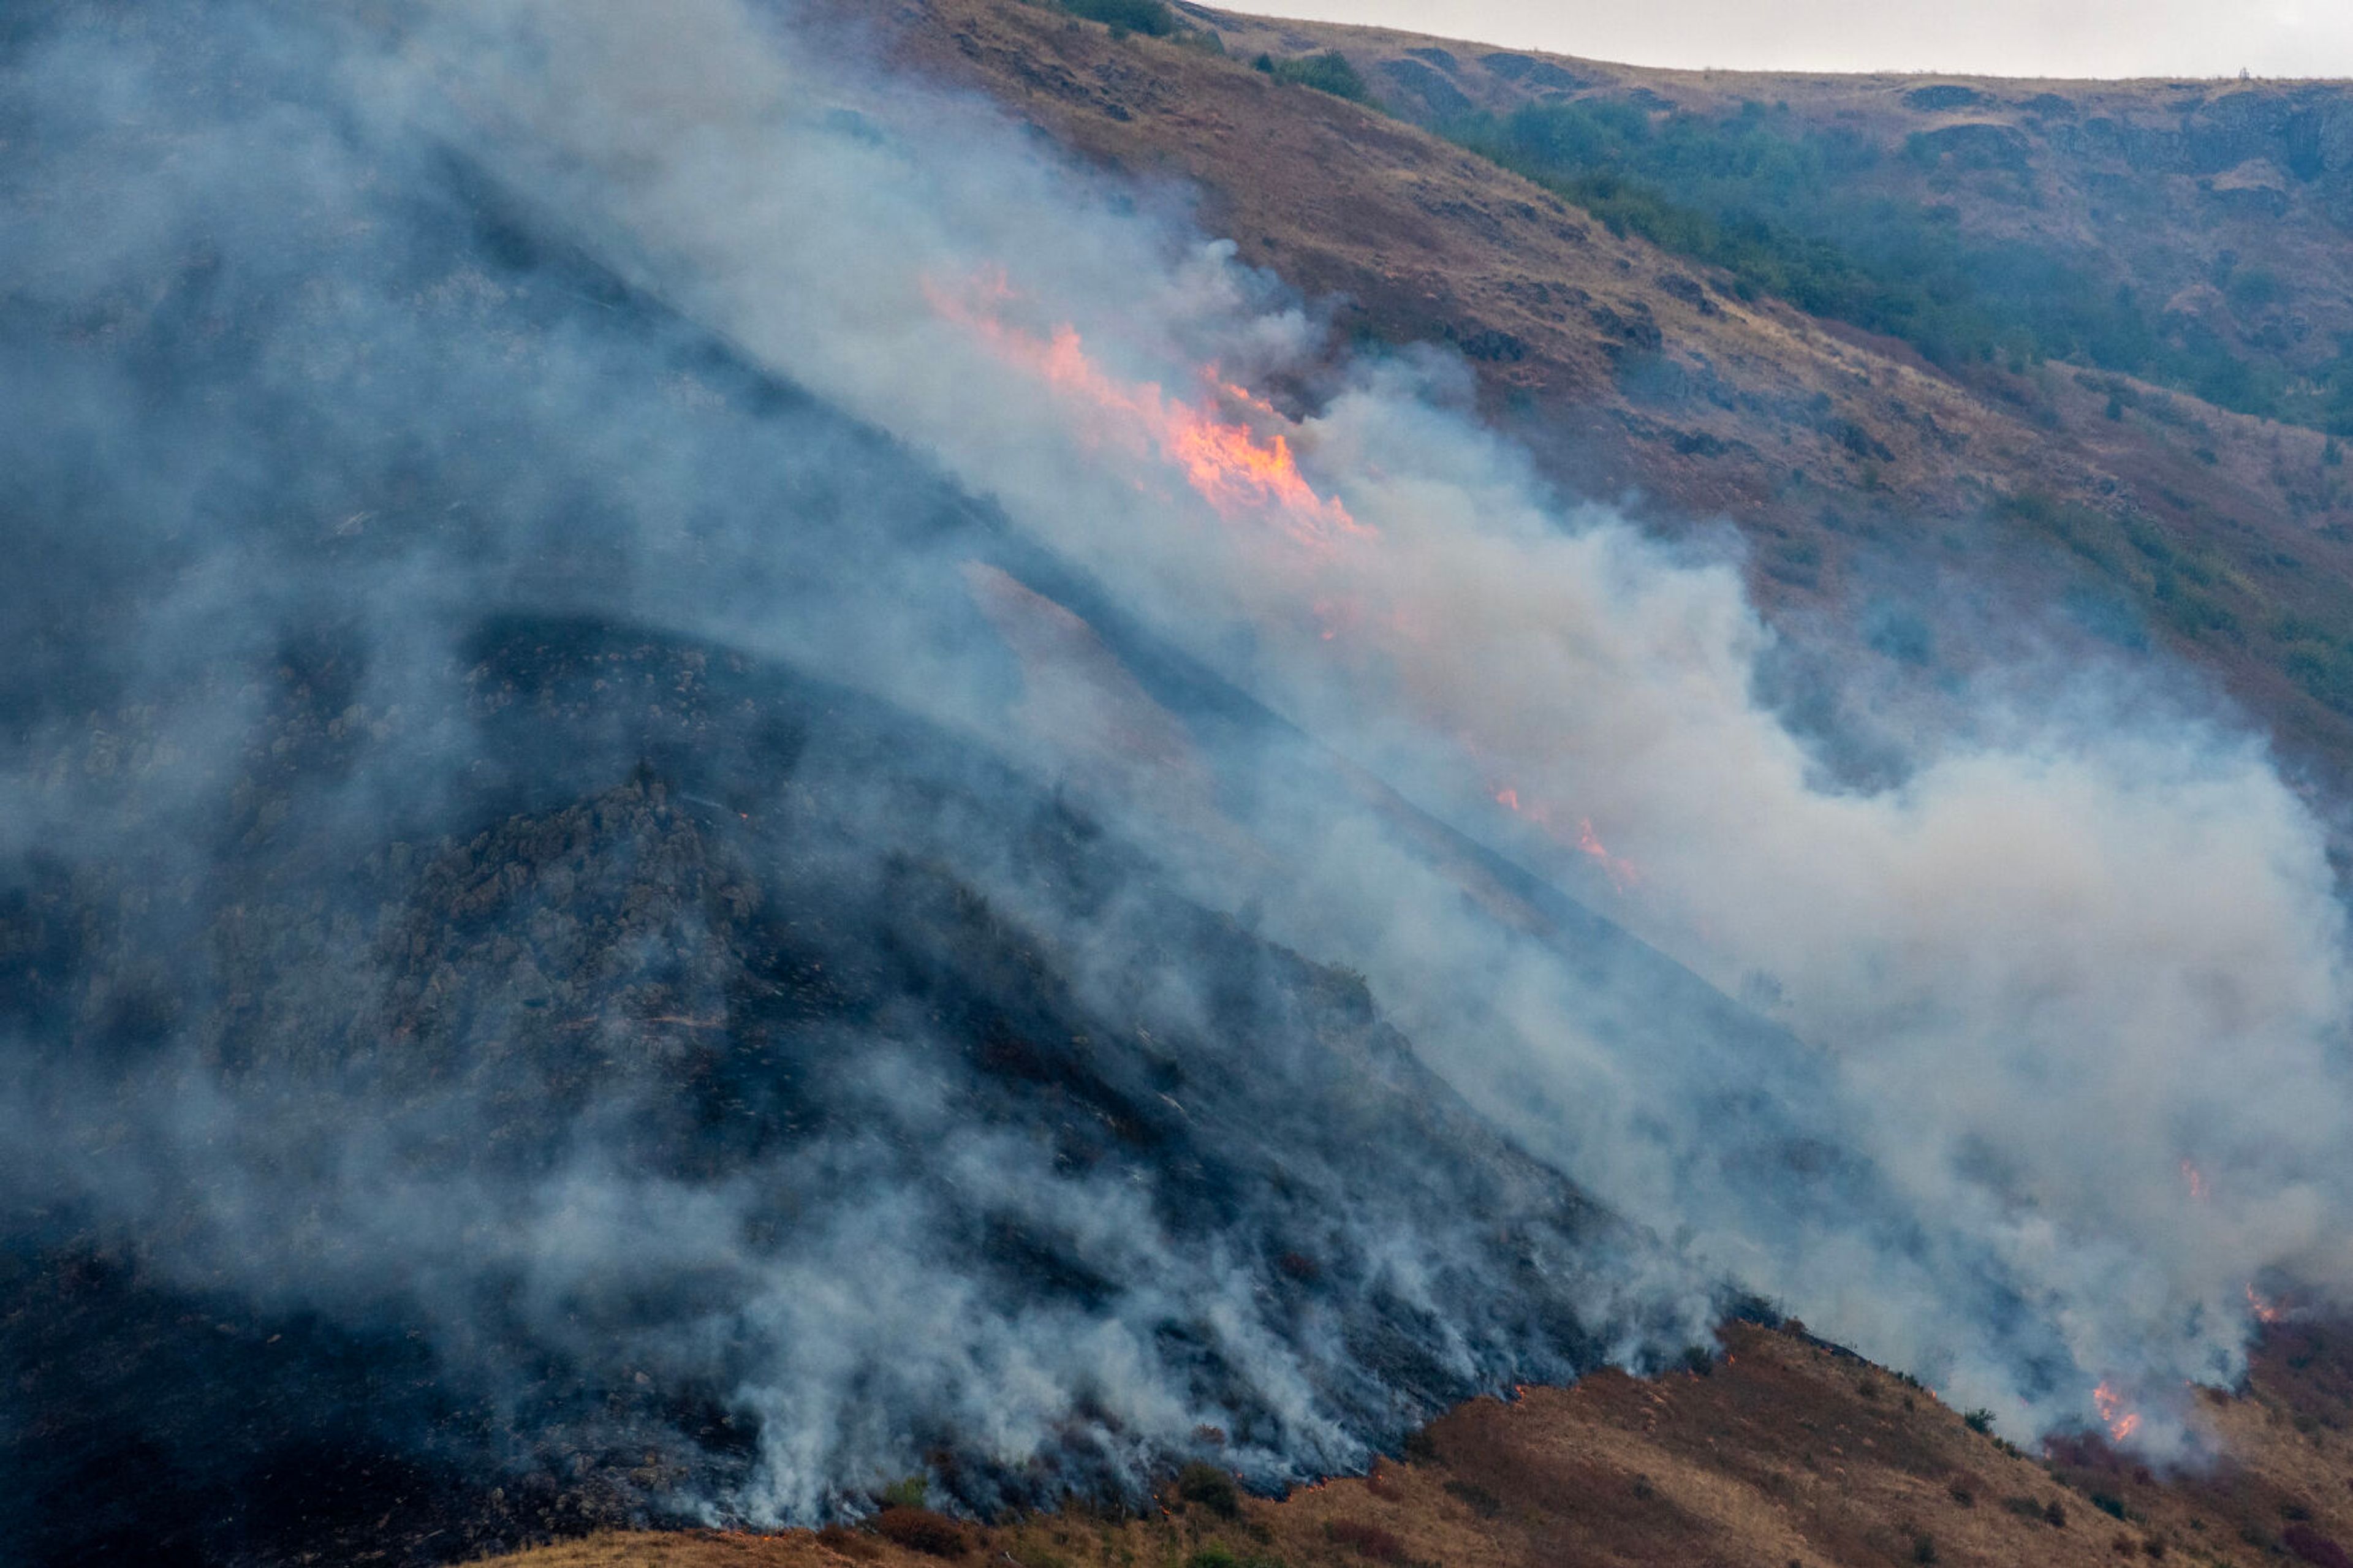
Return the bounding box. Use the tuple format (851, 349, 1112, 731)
(881, 0, 2353, 795)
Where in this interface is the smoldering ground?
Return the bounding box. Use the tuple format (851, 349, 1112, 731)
(0, 4, 1703, 1561)
(5, 2, 2353, 1564)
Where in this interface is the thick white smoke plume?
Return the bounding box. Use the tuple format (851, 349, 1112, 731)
(415, 0, 2353, 1447)
(7, 1, 2353, 1543)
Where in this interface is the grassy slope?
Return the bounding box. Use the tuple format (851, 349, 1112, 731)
(476, 1319, 2353, 1568)
(877, 0, 2353, 795)
(461, 11, 2353, 1566)
(1235, 18, 2353, 434)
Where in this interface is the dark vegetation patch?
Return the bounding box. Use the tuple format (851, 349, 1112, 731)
(1254, 50, 1371, 104)
(1050, 0, 1178, 36)
(1431, 95, 2353, 433)
(873, 1507, 974, 1557)
(1987, 485, 2353, 728)
(1176, 1462, 1242, 1517)
(1324, 1519, 1406, 1561)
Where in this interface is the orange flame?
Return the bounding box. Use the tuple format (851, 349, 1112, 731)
(2091, 1381, 2141, 1444)
(1491, 786, 1644, 894)
(1577, 817, 1642, 893)
(2180, 1159, 2208, 1202)
(926, 273, 1367, 553)
(2246, 1283, 2287, 1324)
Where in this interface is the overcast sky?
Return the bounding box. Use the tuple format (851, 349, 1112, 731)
(1222, 1, 2353, 80)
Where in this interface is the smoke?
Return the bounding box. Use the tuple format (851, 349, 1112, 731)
(0, 1, 1700, 1550)
(4, 0, 2352, 1552)
(424, 0, 2353, 1442)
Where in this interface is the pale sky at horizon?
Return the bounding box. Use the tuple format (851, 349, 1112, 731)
(1218, 1, 2353, 82)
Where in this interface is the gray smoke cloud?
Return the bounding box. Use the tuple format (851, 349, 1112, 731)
(422, 0, 2353, 1446)
(4, 0, 2350, 1550)
(0, 1, 1702, 1547)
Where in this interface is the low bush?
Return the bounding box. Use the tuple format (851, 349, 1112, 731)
(2283, 1523, 2353, 1568)
(1176, 1460, 1241, 1517)
(1056, 0, 1176, 35)
(1325, 1520, 1406, 1562)
(1444, 1479, 1503, 1518)
(817, 1526, 881, 1560)
(1264, 51, 1371, 103)
(873, 1506, 971, 1558)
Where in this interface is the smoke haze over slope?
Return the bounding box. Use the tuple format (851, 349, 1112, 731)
(6, 0, 2353, 1552)
(453, 0, 2351, 1428)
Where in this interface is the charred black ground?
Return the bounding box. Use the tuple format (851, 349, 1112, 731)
(0, 9, 1740, 1559)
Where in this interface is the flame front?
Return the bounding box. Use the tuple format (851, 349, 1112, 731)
(1577, 817, 1642, 893)
(2091, 1381, 2142, 1444)
(927, 273, 1366, 553)
(1492, 785, 1644, 894)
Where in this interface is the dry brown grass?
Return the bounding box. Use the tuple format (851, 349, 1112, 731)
(855, 0, 2353, 794)
(470, 1319, 2353, 1568)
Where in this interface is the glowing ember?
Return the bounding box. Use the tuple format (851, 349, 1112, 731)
(926, 273, 1366, 552)
(2091, 1381, 2142, 1444)
(2181, 1159, 2208, 1201)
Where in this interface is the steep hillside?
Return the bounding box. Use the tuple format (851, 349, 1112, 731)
(1216, 9, 2353, 435)
(14, 7, 2353, 1567)
(477, 1317, 2353, 1568)
(873, 1, 2353, 788)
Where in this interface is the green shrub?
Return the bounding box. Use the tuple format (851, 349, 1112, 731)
(879, 1474, 929, 1509)
(1963, 1407, 1995, 1434)
(1057, 0, 1176, 35)
(1266, 51, 1370, 103)
(1176, 1461, 1241, 1518)
(872, 1506, 971, 1558)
